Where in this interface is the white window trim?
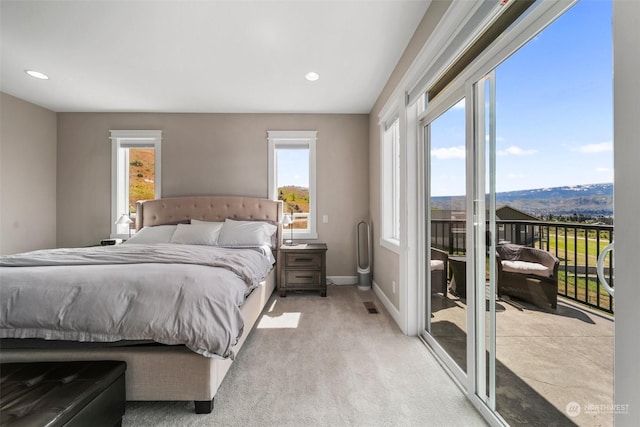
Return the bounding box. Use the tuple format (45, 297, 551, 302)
(375, 0, 508, 339)
(380, 116, 401, 253)
(110, 130, 162, 239)
(267, 130, 318, 240)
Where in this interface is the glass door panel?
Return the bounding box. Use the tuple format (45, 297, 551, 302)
(426, 98, 468, 374)
(473, 2, 614, 425)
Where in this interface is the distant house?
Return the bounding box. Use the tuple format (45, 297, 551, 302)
(495, 205, 540, 221)
(431, 205, 542, 252)
(496, 205, 541, 246)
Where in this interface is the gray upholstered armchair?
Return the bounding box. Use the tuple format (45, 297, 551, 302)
(496, 244, 559, 310)
(430, 248, 448, 297)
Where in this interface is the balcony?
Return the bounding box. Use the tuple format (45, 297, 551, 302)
(431, 219, 615, 313)
(430, 219, 615, 426)
(431, 291, 614, 426)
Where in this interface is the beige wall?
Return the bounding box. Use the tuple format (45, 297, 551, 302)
(368, 1, 452, 309)
(0, 92, 57, 255)
(57, 113, 368, 276)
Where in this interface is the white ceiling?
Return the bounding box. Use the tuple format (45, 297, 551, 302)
(1, 0, 430, 114)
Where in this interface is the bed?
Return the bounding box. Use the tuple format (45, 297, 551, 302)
(0, 195, 282, 414)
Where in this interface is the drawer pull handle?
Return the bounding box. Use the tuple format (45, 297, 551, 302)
(295, 258, 314, 262)
(296, 275, 314, 279)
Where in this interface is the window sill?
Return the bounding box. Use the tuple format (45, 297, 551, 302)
(380, 237, 400, 254)
(288, 231, 318, 240)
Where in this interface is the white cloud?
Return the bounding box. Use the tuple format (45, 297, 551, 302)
(497, 146, 538, 156)
(431, 146, 465, 159)
(595, 167, 611, 173)
(573, 141, 613, 153)
(453, 99, 465, 109)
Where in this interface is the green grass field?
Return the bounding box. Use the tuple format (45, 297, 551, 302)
(539, 231, 610, 265)
(557, 271, 614, 313)
(538, 231, 614, 313)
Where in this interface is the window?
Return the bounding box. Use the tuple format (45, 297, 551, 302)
(381, 117, 400, 251)
(267, 131, 317, 240)
(110, 130, 162, 238)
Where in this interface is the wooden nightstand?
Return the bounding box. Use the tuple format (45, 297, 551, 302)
(278, 243, 327, 297)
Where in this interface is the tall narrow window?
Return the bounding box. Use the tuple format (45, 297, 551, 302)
(110, 130, 162, 238)
(381, 117, 400, 251)
(267, 131, 317, 240)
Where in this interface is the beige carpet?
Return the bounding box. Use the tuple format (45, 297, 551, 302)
(123, 285, 487, 426)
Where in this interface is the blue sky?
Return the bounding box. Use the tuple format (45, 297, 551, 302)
(277, 148, 309, 187)
(431, 0, 613, 196)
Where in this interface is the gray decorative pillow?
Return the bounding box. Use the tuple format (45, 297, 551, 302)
(124, 225, 177, 244)
(169, 222, 224, 246)
(217, 219, 278, 247)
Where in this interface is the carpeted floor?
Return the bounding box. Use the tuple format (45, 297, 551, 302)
(123, 285, 487, 426)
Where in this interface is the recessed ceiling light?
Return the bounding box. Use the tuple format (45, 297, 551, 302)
(305, 72, 319, 82)
(25, 70, 49, 80)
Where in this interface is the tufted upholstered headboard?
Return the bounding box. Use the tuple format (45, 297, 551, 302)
(136, 196, 283, 246)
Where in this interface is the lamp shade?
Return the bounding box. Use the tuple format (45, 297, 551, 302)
(115, 213, 133, 238)
(115, 214, 133, 225)
(281, 214, 293, 227)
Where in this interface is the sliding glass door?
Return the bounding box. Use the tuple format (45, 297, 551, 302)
(422, 1, 614, 425)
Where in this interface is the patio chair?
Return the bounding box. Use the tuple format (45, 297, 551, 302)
(496, 244, 559, 310)
(430, 248, 448, 297)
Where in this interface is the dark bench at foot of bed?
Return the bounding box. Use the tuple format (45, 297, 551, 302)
(0, 360, 126, 427)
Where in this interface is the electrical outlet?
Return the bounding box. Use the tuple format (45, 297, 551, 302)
(322, 215, 329, 224)
(392, 281, 396, 294)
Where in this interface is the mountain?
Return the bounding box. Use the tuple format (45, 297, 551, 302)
(432, 183, 613, 218)
(278, 186, 309, 214)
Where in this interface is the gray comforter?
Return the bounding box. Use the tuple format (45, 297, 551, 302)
(0, 244, 274, 359)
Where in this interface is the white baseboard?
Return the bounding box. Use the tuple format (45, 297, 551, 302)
(328, 276, 357, 285)
(372, 280, 401, 327)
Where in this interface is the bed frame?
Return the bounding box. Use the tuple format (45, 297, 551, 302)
(0, 196, 282, 414)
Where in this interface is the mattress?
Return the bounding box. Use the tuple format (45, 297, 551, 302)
(0, 243, 274, 359)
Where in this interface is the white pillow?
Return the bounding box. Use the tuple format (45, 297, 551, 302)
(217, 219, 277, 247)
(124, 225, 177, 244)
(169, 222, 224, 245)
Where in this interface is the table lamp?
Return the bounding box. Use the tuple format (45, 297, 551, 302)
(115, 213, 133, 238)
(282, 213, 294, 246)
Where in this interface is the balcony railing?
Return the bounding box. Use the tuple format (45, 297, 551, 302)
(431, 219, 614, 313)
(289, 212, 309, 230)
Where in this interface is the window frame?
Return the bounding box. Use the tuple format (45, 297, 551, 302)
(381, 116, 401, 253)
(267, 130, 318, 240)
(110, 130, 162, 239)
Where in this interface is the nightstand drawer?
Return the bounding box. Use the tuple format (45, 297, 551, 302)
(285, 253, 322, 268)
(285, 270, 322, 285)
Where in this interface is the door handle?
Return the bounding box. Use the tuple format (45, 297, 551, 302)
(596, 242, 614, 297)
